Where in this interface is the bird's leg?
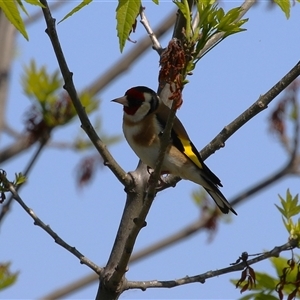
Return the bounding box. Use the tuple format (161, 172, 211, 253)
(146, 166, 168, 190)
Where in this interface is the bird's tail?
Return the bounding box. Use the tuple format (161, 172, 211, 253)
(204, 188, 237, 215)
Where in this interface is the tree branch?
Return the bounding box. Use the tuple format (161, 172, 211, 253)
(39, 0, 131, 188)
(83, 11, 176, 96)
(161, 60, 300, 190)
(125, 239, 297, 291)
(201, 61, 300, 159)
(38, 136, 300, 300)
(0, 140, 47, 226)
(0, 171, 100, 274)
(96, 7, 185, 299)
(24, 1, 66, 26)
(31, 1, 300, 299)
(139, 6, 163, 54)
(0, 9, 175, 163)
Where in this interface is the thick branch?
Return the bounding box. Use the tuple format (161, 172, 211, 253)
(97, 97, 180, 297)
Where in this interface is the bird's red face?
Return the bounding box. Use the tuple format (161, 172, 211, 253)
(112, 86, 159, 120)
(123, 88, 145, 115)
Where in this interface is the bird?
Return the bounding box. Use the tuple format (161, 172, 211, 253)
(112, 86, 237, 215)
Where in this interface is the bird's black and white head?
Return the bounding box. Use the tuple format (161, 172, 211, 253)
(112, 86, 159, 122)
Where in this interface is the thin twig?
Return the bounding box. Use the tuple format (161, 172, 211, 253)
(39, 0, 131, 188)
(139, 6, 163, 54)
(83, 11, 176, 96)
(201, 61, 300, 160)
(0, 171, 101, 274)
(161, 60, 300, 190)
(125, 240, 297, 291)
(0, 139, 47, 226)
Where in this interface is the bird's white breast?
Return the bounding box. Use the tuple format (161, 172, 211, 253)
(123, 119, 160, 168)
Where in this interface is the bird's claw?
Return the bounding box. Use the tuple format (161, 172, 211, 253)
(146, 166, 168, 190)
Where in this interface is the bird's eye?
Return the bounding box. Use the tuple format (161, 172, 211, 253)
(125, 88, 145, 107)
(128, 97, 143, 107)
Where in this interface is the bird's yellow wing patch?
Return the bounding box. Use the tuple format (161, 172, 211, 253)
(180, 138, 203, 169)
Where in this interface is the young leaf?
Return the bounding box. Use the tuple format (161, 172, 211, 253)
(16, 0, 29, 16)
(14, 173, 26, 186)
(116, 0, 140, 52)
(24, 0, 45, 6)
(0, 263, 19, 291)
(59, 0, 92, 24)
(273, 0, 291, 19)
(0, 0, 28, 40)
(22, 61, 62, 106)
(173, 0, 189, 21)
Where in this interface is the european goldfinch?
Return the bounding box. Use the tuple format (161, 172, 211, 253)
(112, 86, 237, 215)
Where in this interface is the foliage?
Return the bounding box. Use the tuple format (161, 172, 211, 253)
(22, 61, 99, 129)
(273, 0, 294, 19)
(0, 263, 18, 291)
(0, 0, 43, 40)
(0, 171, 26, 203)
(175, 0, 248, 79)
(59, 0, 92, 24)
(276, 0, 291, 18)
(232, 256, 300, 300)
(276, 189, 300, 245)
(232, 190, 300, 299)
(115, 0, 141, 52)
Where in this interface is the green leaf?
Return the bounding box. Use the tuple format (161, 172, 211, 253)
(22, 61, 62, 106)
(0, 0, 28, 40)
(16, 0, 28, 16)
(173, 0, 192, 38)
(0, 263, 18, 291)
(24, 0, 45, 6)
(254, 294, 278, 300)
(273, 0, 291, 19)
(255, 272, 278, 290)
(116, 0, 140, 52)
(152, 0, 159, 4)
(59, 0, 92, 24)
(173, 0, 189, 20)
(275, 204, 286, 217)
(14, 173, 26, 186)
(216, 8, 225, 22)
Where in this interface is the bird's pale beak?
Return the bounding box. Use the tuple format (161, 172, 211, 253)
(111, 96, 129, 107)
